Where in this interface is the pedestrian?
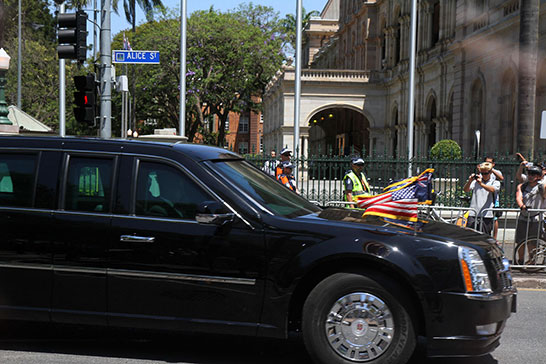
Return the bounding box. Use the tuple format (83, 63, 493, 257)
(463, 162, 500, 235)
(515, 153, 546, 183)
(276, 148, 292, 179)
(262, 150, 277, 177)
(484, 156, 504, 239)
(277, 161, 298, 193)
(343, 157, 371, 207)
(515, 164, 546, 246)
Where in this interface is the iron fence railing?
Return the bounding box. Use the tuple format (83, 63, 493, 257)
(245, 153, 524, 208)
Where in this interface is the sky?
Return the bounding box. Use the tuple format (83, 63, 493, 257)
(109, 0, 327, 37)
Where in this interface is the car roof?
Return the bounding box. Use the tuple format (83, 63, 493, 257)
(0, 135, 242, 162)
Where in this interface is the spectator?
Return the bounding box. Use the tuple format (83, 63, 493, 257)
(515, 164, 546, 245)
(515, 153, 546, 183)
(262, 150, 277, 177)
(276, 148, 292, 179)
(277, 161, 298, 193)
(343, 157, 371, 207)
(484, 156, 503, 239)
(463, 162, 500, 235)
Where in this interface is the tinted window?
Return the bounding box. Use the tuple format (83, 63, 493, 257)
(0, 153, 36, 207)
(65, 157, 114, 213)
(136, 161, 212, 220)
(210, 160, 321, 218)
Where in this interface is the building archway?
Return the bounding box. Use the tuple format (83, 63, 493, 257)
(308, 106, 370, 156)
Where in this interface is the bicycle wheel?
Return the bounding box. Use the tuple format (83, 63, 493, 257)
(513, 238, 546, 273)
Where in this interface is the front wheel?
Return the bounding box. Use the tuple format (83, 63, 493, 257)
(302, 272, 416, 364)
(513, 238, 546, 272)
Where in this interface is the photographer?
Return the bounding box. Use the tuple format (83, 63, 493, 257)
(463, 162, 500, 235)
(515, 164, 546, 244)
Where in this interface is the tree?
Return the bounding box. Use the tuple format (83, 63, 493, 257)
(2, 0, 81, 130)
(114, 6, 285, 145)
(280, 7, 319, 55)
(517, 0, 540, 156)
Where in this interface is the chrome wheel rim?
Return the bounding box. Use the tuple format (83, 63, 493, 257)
(325, 292, 394, 362)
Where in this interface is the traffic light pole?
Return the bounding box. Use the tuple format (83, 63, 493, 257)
(59, 2, 66, 137)
(99, 0, 112, 138)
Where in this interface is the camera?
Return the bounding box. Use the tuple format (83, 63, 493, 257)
(473, 174, 480, 180)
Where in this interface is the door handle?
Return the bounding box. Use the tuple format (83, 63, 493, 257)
(120, 235, 156, 243)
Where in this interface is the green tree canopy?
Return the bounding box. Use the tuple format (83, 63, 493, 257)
(113, 6, 285, 144)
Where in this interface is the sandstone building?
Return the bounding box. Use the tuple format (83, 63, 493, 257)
(263, 0, 546, 157)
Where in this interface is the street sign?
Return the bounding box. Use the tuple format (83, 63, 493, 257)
(112, 50, 160, 64)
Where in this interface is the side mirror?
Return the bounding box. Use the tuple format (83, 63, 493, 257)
(196, 201, 235, 226)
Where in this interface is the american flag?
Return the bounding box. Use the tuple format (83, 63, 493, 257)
(356, 169, 434, 222)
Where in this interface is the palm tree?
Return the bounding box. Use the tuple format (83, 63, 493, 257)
(281, 7, 319, 54)
(517, 0, 540, 157)
(112, 0, 163, 31)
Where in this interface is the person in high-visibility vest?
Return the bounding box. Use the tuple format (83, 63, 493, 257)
(277, 161, 298, 193)
(343, 157, 371, 207)
(275, 148, 292, 179)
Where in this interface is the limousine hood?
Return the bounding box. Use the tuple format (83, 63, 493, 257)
(302, 207, 496, 250)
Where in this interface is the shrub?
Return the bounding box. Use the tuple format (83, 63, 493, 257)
(430, 139, 462, 160)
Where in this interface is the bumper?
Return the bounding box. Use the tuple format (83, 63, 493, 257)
(425, 289, 517, 357)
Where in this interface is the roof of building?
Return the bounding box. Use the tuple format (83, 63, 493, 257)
(8, 105, 53, 133)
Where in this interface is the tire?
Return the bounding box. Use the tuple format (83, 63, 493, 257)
(513, 238, 546, 273)
(302, 272, 416, 364)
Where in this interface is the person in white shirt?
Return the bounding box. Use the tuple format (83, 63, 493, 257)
(262, 150, 277, 177)
(463, 162, 501, 235)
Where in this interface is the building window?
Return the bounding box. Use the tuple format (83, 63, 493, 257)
(431, 1, 440, 46)
(225, 115, 230, 131)
(238, 142, 249, 155)
(238, 113, 249, 133)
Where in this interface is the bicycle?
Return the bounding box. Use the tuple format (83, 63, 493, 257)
(513, 238, 546, 272)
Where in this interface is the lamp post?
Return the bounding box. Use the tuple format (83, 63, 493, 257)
(0, 48, 12, 125)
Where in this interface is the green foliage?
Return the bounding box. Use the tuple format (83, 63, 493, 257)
(280, 7, 319, 55)
(114, 6, 285, 144)
(2, 0, 83, 131)
(430, 139, 462, 160)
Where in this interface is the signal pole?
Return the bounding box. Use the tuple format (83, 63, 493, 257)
(59, 2, 66, 137)
(99, 0, 112, 138)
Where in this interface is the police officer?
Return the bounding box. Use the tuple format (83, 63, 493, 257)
(343, 157, 371, 206)
(275, 148, 292, 179)
(277, 161, 298, 193)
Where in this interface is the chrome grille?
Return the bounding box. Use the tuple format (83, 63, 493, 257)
(488, 246, 513, 291)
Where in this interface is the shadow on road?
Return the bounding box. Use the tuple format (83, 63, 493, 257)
(0, 325, 498, 364)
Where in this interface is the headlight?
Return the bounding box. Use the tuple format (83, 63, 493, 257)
(458, 246, 492, 293)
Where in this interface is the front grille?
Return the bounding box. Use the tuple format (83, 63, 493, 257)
(487, 246, 513, 291)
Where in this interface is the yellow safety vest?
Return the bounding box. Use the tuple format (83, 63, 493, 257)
(343, 170, 371, 202)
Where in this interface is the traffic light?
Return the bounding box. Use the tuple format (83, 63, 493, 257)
(73, 74, 97, 124)
(57, 10, 87, 62)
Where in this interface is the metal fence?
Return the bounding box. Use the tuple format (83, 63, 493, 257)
(419, 205, 546, 271)
(245, 153, 524, 208)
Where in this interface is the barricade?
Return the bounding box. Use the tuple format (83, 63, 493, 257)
(481, 207, 546, 271)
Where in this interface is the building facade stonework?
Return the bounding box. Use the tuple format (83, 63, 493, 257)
(263, 0, 546, 157)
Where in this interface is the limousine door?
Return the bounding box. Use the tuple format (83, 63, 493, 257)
(108, 158, 266, 335)
(0, 151, 57, 322)
(50, 154, 116, 326)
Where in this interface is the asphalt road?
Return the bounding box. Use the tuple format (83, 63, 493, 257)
(0, 289, 543, 364)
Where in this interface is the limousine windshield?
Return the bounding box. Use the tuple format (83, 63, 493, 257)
(209, 160, 321, 218)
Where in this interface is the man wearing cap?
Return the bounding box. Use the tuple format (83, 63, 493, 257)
(463, 162, 500, 235)
(515, 164, 546, 246)
(343, 158, 371, 207)
(276, 148, 292, 179)
(277, 161, 298, 193)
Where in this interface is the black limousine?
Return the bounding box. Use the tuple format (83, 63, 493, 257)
(0, 136, 516, 364)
